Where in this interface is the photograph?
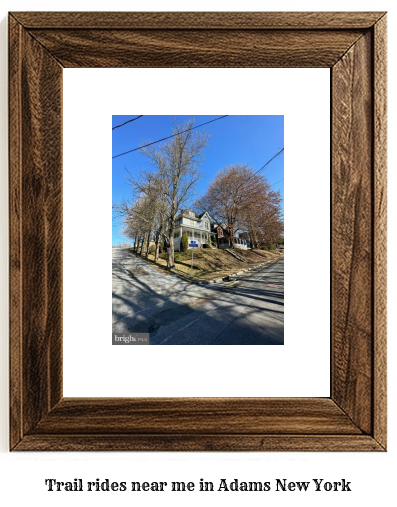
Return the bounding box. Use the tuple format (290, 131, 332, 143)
(112, 115, 284, 345)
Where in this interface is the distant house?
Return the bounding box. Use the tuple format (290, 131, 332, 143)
(173, 210, 215, 251)
(212, 223, 250, 250)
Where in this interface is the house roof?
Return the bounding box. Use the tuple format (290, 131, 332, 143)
(213, 222, 228, 229)
(176, 209, 213, 222)
(176, 209, 198, 220)
(198, 211, 211, 220)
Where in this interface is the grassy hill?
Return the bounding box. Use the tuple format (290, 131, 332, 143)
(141, 247, 283, 281)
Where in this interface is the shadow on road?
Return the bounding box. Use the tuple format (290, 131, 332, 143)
(112, 250, 284, 345)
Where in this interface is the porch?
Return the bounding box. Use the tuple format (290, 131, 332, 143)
(173, 226, 214, 251)
(218, 237, 249, 250)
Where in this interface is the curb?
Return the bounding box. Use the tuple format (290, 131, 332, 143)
(183, 257, 283, 285)
(213, 256, 283, 283)
(131, 250, 283, 287)
(170, 270, 211, 285)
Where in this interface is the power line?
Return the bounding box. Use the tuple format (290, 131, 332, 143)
(245, 148, 284, 184)
(198, 150, 284, 228)
(233, 147, 284, 194)
(112, 115, 229, 160)
(270, 177, 284, 188)
(112, 115, 143, 130)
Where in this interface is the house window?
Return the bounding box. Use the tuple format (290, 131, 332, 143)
(187, 231, 192, 237)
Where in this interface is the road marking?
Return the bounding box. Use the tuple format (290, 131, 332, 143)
(208, 264, 281, 343)
(159, 308, 219, 344)
(159, 262, 281, 344)
(112, 301, 165, 324)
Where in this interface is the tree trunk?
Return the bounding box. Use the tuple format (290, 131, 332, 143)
(145, 230, 151, 258)
(139, 234, 145, 255)
(229, 224, 235, 248)
(167, 224, 175, 269)
(154, 232, 160, 262)
(248, 226, 258, 249)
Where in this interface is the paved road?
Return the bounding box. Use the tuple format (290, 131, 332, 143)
(112, 248, 284, 345)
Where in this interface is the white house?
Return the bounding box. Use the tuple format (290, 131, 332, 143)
(173, 210, 214, 251)
(218, 237, 249, 250)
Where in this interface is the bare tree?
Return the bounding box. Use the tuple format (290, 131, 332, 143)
(130, 171, 168, 261)
(113, 174, 168, 260)
(137, 120, 210, 268)
(121, 196, 153, 253)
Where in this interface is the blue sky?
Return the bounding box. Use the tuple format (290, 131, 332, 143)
(112, 115, 284, 245)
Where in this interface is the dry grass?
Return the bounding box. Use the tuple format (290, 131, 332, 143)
(137, 248, 283, 281)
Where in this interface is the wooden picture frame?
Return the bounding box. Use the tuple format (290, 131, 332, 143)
(9, 11, 387, 451)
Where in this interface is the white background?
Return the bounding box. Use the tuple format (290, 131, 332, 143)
(0, 1, 395, 507)
(63, 68, 330, 397)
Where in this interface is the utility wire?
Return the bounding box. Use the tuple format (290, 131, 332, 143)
(112, 115, 229, 160)
(232, 147, 284, 194)
(270, 177, 284, 188)
(112, 115, 143, 130)
(198, 151, 284, 230)
(244, 148, 284, 186)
